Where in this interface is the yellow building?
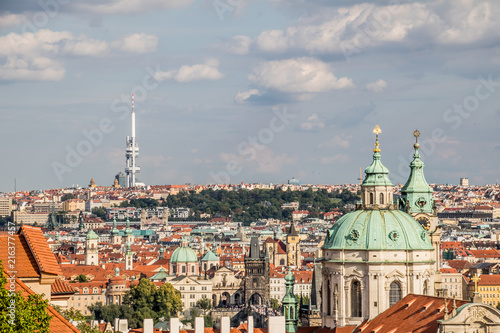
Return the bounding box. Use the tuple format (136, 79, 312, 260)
(474, 275, 500, 307)
(62, 199, 85, 212)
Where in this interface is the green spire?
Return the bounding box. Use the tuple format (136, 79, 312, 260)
(114, 267, 120, 276)
(111, 217, 119, 235)
(400, 130, 434, 214)
(125, 217, 132, 235)
(79, 212, 85, 231)
(282, 267, 298, 333)
(126, 241, 132, 255)
(362, 125, 393, 187)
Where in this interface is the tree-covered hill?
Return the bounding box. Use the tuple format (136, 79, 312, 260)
(121, 188, 360, 224)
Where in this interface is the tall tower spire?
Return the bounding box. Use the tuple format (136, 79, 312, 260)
(360, 125, 394, 209)
(399, 130, 434, 215)
(125, 94, 140, 187)
(282, 267, 298, 333)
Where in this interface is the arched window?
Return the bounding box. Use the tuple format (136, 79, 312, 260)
(280, 259, 285, 266)
(182, 265, 186, 273)
(369, 193, 374, 205)
(423, 280, 429, 295)
(390, 282, 402, 306)
(191, 265, 195, 273)
(326, 279, 331, 315)
(379, 193, 384, 205)
(351, 280, 362, 317)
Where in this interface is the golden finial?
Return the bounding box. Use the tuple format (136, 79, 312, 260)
(472, 274, 481, 293)
(413, 130, 420, 149)
(373, 125, 381, 152)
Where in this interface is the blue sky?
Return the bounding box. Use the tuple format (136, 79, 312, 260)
(1, 0, 499, 191)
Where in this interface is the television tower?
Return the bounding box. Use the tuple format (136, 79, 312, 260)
(125, 94, 140, 187)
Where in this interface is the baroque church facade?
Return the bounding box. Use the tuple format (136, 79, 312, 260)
(321, 127, 439, 328)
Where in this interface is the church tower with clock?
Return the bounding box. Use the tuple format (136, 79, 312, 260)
(321, 126, 436, 328)
(399, 131, 442, 284)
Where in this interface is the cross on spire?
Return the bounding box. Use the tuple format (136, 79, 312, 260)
(373, 125, 381, 152)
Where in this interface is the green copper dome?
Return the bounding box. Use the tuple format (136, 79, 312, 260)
(170, 246, 198, 263)
(322, 209, 434, 251)
(201, 250, 218, 262)
(86, 229, 99, 240)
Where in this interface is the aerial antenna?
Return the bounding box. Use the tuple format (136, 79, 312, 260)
(358, 167, 362, 185)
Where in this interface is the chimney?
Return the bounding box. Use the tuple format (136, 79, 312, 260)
(247, 316, 254, 333)
(143, 318, 154, 333)
(118, 319, 128, 332)
(220, 316, 230, 333)
(195, 317, 204, 333)
(170, 317, 180, 333)
(268, 316, 285, 333)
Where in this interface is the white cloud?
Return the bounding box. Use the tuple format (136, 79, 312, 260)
(111, 33, 158, 54)
(366, 79, 387, 92)
(245, 1, 500, 55)
(256, 30, 288, 52)
(0, 29, 158, 81)
(62, 37, 110, 57)
(216, 35, 252, 55)
(75, 0, 194, 14)
(234, 89, 261, 104)
(319, 135, 351, 148)
(154, 59, 224, 83)
(0, 13, 24, 29)
(300, 113, 325, 132)
(249, 57, 355, 94)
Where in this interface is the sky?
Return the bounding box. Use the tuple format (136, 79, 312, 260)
(1, 0, 499, 191)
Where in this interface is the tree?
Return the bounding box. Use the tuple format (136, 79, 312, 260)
(154, 282, 183, 320)
(53, 305, 86, 321)
(76, 274, 88, 283)
(196, 297, 212, 316)
(76, 322, 104, 333)
(61, 193, 75, 202)
(204, 314, 213, 328)
(0, 262, 52, 333)
(90, 279, 182, 329)
(91, 207, 107, 219)
(271, 298, 280, 311)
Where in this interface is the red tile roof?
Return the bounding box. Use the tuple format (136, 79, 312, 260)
(354, 294, 469, 333)
(0, 233, 40, 278)
(19, 225, 62, 276)
(476, 274, 500, 286)
(52, 278, 77, 295)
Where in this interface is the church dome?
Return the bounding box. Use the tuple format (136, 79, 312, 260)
(170, 245, 198, 263)
(323, 125, 434, 252)
(322, 209, 434, 251)
(86, 230, 99, 240)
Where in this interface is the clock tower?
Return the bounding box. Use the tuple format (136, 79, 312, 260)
(399, 130, 442, 291)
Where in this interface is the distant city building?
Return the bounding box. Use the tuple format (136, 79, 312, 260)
(460, 177, 469, 187)
(62, 199, 85, 212)
(0, 197, 12, 217)
(12, 211, 49, 225)
(115, 172, 126, 187)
